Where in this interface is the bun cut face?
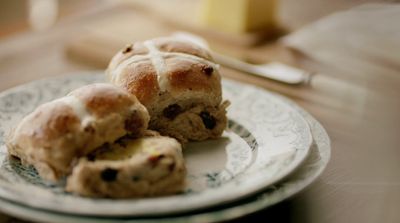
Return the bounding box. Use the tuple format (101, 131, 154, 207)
(107, 37, 229, 143)
(66, 134, 186, 198)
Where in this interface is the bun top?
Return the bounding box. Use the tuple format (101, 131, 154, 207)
(10, 83, 148, 150)
(106, 37, 222, 115)
(7, 83, 150, 181)
(68, 83, 142, 118)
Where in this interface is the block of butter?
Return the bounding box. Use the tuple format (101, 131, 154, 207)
(201, 0, 277, 33)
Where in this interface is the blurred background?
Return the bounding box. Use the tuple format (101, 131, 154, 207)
(0, 0, 394, 69)
(0, 0, 393, 70)
(0, 0, 389, 37)
(1, 1, 400, 222)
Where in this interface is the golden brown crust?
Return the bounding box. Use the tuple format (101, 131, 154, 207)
(107, 42, 149, 72)
(7, 83, 150, 182)
(118, 61, 160, 107)
(106, 37, 228, 142)
(28, 102, 80, 143)
(165, 58, 220, 94)
(107, 37, 222, 108)
(69, 83, 137, 118)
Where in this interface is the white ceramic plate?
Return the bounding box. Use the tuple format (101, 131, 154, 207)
(0, 89, 330, 223)
(0, 72, 312, 216)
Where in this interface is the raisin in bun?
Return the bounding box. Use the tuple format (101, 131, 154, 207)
(106, 37, 229, 143)
(6, 83, 149, 182)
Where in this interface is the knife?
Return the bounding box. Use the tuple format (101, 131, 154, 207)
(172, 32, 312, 85)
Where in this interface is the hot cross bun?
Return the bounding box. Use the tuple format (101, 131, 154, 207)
(106, 37, 229, 143)
(6, 83, 149, 182)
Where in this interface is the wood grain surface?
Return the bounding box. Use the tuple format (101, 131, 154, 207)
(0, 1, 399, 223)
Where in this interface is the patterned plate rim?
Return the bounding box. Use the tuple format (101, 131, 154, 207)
(0, 92, 330, 223)
(0, 72, 313, 216)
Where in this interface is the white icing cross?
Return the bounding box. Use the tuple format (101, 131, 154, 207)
(60, 96, 94, 127)
(143, 40, 168, 91)
(111, 39, 219, 91)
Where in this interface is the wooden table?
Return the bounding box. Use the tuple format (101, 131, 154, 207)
(0, 1, 399, 223)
